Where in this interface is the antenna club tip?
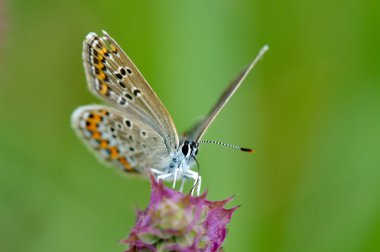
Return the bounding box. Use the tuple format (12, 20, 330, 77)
(259, 45, 269, 55)
(241, 148, 255, 154)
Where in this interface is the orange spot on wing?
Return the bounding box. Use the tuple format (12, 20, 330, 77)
(97, 72, 106, 80)
(101, 47, 108, 54)
(91, 131, 101, 140)
(108, 146, 119, 159)
(95, 48, 104, 56)
(95, 54, 104, 62)
(110, 45, 118, 53)
(99, 83, 108, 95)
(86, 122, 97, 131)
(119, 156, 127, 165)
(94, 62, 104, 70)
(119, 157, 134, 172)
(100, 140, 108, 149)
(88, 114, 102, 123)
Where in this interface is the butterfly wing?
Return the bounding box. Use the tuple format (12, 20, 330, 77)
(188, 45, 269, 142)
(71, 105, 171, 176)
(83, 31, 179, 150)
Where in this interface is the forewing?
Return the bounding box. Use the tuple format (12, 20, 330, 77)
(189, 45, 269, 142)
(71, 105, 171, 176)
(83, 31, 179, 150)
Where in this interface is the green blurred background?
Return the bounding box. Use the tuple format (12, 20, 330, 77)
(1, 0, 380, 251)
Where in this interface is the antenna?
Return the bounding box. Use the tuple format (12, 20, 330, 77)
(199, 140, 255, 153)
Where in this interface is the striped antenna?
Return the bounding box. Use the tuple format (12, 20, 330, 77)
(199, 140, 254, 153)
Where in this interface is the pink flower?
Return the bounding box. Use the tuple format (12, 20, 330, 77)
(123, 177, 238, 252)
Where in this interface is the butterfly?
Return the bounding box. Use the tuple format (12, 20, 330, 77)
(71, 31, 268, 195)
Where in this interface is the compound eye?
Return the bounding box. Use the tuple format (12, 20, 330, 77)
(181, 143, 189, 156)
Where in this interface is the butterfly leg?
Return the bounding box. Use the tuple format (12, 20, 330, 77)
(196, 176, 201, 196)
(172, 168, 180, 189)
(151, 168, 168, 183)
(151, 168, 166, 176)
(152, 168, 172, 182)
(185, 170, 201, 196)
(156, 172, 173, 184)
(179, 178, 186, 193)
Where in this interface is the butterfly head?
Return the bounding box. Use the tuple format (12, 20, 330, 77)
(164, 140, 199, 178)
(180, 140, 199, 159)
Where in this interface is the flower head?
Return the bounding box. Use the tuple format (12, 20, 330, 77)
(123, 177, 238, 252)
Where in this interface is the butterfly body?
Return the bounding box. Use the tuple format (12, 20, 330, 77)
(72, 31, 268, 195)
